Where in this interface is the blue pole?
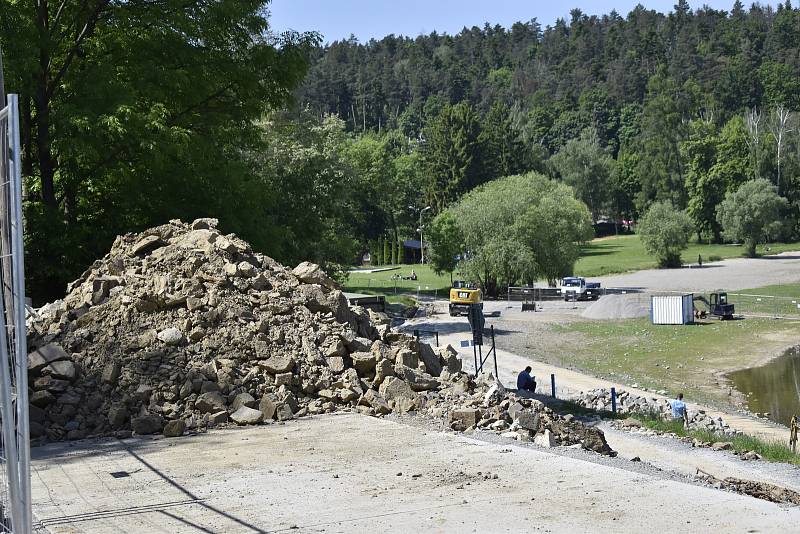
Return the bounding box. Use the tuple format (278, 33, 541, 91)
(550, 374, 556, 398)
(611, 387, 617, 414)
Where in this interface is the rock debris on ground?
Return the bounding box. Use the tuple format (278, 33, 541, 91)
(26, 219, 613, 455)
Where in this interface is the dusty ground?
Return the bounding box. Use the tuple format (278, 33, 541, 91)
(31, 414, 800, 534)
(595, 251, 800, 291)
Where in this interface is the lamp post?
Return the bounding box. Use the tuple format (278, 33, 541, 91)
(418, 206, 431, 264)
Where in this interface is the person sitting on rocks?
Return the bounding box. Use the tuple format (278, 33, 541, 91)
(517, 366, 536, 393)
(670, 392, 689, 429)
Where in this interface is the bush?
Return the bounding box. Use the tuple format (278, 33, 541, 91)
(637, 201, 693, 268)
(716, 179, 788, 257)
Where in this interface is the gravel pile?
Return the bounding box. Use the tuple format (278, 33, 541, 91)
(581, 294, 649, 320)
(25, 218, 614, 455)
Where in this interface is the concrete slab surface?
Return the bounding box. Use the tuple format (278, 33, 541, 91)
(31, 413, 800, 533)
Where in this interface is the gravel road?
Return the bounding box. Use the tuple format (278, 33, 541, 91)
(595, 251, 800, 292)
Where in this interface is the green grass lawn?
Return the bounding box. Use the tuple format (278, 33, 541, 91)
(576, 235, 800, 277)
(549, 316, 800, 408)
(344, 264, 452, 298)
(343, 237, 800, 300)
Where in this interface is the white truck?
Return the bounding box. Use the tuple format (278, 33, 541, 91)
(559, 277, 602, 301)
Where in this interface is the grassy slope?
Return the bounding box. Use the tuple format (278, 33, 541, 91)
(548, 317, 800, 407)
(576, 235, 800, 277)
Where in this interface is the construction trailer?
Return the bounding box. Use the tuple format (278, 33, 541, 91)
(651, 294, 695, 325)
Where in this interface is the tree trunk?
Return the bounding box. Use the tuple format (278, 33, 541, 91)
(21, 96, 34, 177)
(35, 88, 56, 210)
(36, 0, 57, 210)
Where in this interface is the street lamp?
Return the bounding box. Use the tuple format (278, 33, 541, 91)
(418, 206, 432, 264)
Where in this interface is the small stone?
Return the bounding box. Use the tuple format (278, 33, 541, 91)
(274, 372, 293, 387)
(132, 415, 164, 435)
(101, 362, 121, 385)
(276, 404, 293, 421)
(195, 391, 227, 413)
(711, 442, 733, 451)
(259, 395, 277, 420)
(230, 406, 263, 425)
(231, 392, 256, 411)
(533, 429, 555, 448)
(449, 408, 481, 429)
(163, 420, 186, 438)
(132, 235, 164, 256)
(28, 343, 71, 373)
(157, 328, 184, 346)
(43, 360, 77, 381)
(209, 411, 229, 426)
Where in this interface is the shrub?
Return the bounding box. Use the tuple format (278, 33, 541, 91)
(637, 201, 693, 268)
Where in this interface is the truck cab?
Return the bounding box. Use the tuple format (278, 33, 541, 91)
(559, 277, 601, 301)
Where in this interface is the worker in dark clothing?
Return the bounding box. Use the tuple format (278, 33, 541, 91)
(517, 366, 536, 393)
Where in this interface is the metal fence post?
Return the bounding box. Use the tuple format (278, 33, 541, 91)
(611, 387, 617, 414)
(491, 325, 498, 379)
(551, 374, 556, 398)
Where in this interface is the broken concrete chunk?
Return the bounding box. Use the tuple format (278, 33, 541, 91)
(28, 343, 71, 374)
(163, 419, 186, 438)
(157, 327, 184, 346)
(534, 429, 556, 448)
(132, 235, 164, 256)
(449, 408, 481, 429)
(231, 392, 256, 411)
(132, 415, 164, 435)
(230, 406, 263, 425)
(292, 261, 338, 290)
(43, 360, 77, 381)
(195, 391, 227, 414)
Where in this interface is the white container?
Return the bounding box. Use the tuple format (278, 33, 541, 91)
(651, 294, 694, 325)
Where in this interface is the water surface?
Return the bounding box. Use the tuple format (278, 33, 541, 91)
(728, 346, 800, 427)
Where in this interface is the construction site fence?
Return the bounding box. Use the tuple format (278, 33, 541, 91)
(0, 89, 32, 533)
(349, 277, 443, 299)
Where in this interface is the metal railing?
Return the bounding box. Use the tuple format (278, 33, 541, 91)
(0, 79, 32, 533)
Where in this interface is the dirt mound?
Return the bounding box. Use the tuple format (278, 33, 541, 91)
(26, 219, 613, 455)
(581, 294, 648, 320)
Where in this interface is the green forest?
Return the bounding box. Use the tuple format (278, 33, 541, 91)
(2, 1, 800, 302)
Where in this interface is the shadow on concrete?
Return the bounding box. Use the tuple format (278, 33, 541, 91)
(32, 434, 270, 533)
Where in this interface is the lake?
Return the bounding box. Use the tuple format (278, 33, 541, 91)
(728, 346, 800, 427)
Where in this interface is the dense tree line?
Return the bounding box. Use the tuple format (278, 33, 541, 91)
(1, 1, 316, 302)
(297, 1, 800, 249)
(3, 1, 800, 302)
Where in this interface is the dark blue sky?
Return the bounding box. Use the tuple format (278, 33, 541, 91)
(268, 1, 767, 43)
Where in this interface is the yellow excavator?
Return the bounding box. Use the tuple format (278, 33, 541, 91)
(449, 280, 482, 316)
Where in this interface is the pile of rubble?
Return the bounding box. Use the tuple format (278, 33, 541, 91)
(694, 469, 800, 505)
(26, 219, 613, 455)
(568, 388, 734, 434)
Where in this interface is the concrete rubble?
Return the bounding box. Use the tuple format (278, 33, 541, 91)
(569, 388, 734, 434)
(26, 219, 613, 455)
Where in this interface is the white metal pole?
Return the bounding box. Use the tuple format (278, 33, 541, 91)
(9, 94, 31, 533)
(0, 278, 22, 530)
